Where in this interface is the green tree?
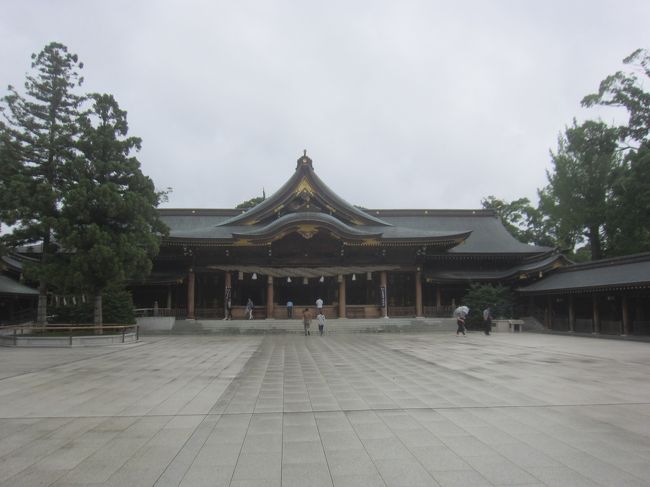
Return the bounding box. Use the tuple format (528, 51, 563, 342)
(582, 48, 650, 255)
(582, 48, 650, 145)
(481, 196, 554, 247)
(55, 93, 168, 326)
(0, 42, 85, 323)
(236, 195, 265, 210)
(605, 142, 650, 255)
(538, 120, 620, 260)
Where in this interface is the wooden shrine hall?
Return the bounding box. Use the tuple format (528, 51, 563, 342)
(131, 153, 565, 320)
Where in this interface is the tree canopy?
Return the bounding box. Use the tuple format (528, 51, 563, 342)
(538, 120, 620, 260)
(486, 48, 650, 261)
(55, 94, 168, 325)
(1, 42, 167, 325)
(0, 42, 85, 323)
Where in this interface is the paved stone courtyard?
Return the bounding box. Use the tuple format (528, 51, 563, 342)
(1, 332, 650, 486)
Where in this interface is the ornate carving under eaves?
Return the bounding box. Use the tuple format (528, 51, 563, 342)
(296, 224, 318, 240)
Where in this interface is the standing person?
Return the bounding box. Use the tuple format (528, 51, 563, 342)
(483, 306, 492, 335)
(225, 298, 232, 320)
(317, 312, 326, 336)
(302, 308, 312, 336)
(246, 298, 254, 320)
(316, 297, 323, 314)
(287, 299, 294, 318)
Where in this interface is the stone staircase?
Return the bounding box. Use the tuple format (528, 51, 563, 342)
(170, 317, 458, 335)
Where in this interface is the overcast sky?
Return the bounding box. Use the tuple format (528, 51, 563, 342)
(2, 1, 648, 210)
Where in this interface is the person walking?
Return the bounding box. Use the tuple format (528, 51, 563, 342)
(302, 308, 312, 336)
(287, 300, 294, 318)
(483, 306, 492, 335)
(246, 298, 254, 320)
(316, 297, 323, 314)
(454, 306, 468, 336)
(317, 312, 326, 336)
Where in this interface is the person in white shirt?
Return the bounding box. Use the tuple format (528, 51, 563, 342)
(316, 297, 323, 313)
(317, 312, 326, 336)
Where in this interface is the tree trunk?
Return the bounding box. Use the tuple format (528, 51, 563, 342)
(589, 225, 603, 260)
(37, 229, 51, 325)
(37, 281, 48, 325)
(94, 292, 103, 334)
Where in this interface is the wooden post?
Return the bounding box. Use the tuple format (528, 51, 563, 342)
(166, 285, 172, 310)
(546, 296, 553, 329)
(224, 271, 232, 319)
(436, 285, 442, 309)
(338, 276, 346, 319)
(380, 271, 388, 318)
(415, 270, 423, 317)
(266, 275, 274, 319)
(622, 295, 630, 336)
(568, 295, 575, 332)
(187, 269, 195, 320)
(592, 295, 600, 334)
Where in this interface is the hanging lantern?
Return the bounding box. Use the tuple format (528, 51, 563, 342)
(337, 274, 343, 283)
(303, 277, 308, 285)
(252, 273, 258, 280)
(287, 276, 292, 283)
(319, 276, 324, 283)
(238, 271, 243, 280)
(366, 272, 372, 281)
(352, 274, 356, 281)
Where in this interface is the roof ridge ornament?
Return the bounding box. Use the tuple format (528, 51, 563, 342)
(297, 149, 313, 170)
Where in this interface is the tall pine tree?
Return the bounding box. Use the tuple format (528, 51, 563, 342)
(0, 42, 84, 323)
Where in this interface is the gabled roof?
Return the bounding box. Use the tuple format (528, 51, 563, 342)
(161, 153, 479, 249)
(518, 252, 650, 294)
(158, 153, 552, 255)
(218, 152, 390, 227)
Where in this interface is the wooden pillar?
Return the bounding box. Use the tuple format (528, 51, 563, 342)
(266, 276, 274, 319)
(622, 295, 630, 336)
(224, 271, 232, 319)
(338, 276, 346, 319)
(380, 271, 388, 318)
(592, 295, 600, 334)
(167, 285, 172, 309)
(545, 295, 552, 329)
(415, 270, 423, 317)
(435, 285, 442, 309)
(187, 269, 195, 320)
(568, 295, 575, 332)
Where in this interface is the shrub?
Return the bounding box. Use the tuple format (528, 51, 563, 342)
(462, 283, 515, 328)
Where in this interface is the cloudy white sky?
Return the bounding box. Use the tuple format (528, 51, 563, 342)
(1, 1, 648, 210)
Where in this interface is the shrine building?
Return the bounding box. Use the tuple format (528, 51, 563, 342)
(131, 153, 566, 320)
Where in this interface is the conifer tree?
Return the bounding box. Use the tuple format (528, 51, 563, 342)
(0, 42, 84, 323)
(56, 94, 168, 326)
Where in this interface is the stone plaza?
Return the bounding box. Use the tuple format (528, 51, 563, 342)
(1, 332, 650, 486)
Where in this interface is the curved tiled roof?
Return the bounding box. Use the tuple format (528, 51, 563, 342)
(518, 253, 650, 294)
(0, 275, 38, 296)
(157, 154, 551, 255)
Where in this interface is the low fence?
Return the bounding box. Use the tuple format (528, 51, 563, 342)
(135, 305, 458, 321)
(0, 324, 139, 347)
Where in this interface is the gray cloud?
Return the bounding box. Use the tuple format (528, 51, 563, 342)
(1, 0, 647, 210)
